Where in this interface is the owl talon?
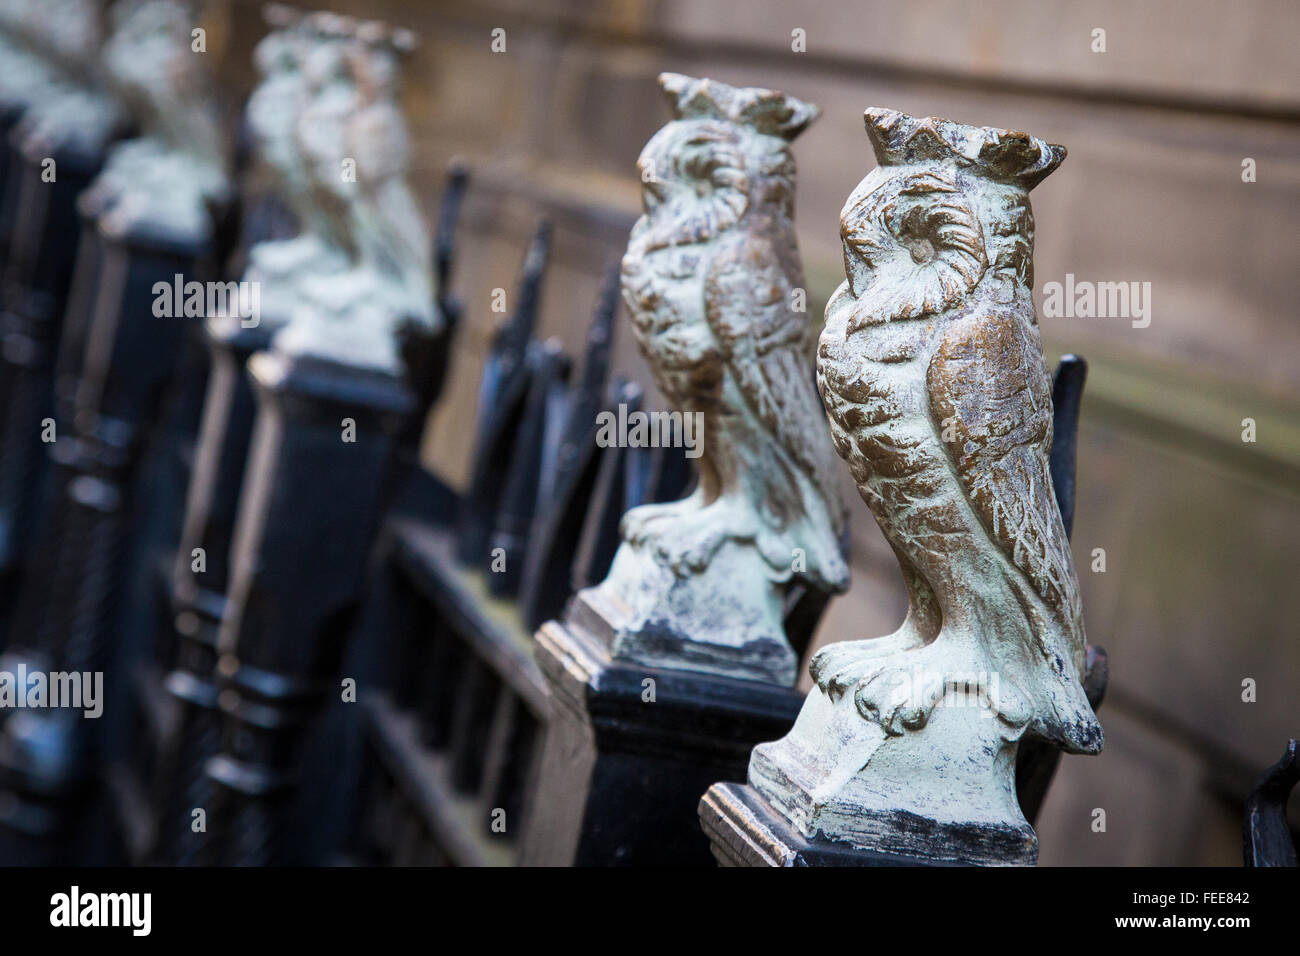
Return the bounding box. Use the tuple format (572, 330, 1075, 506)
(652, 525, 724, 575)
(629, 500, 759, 577)
(810, 634, 921, 700)
(855, 661, 946, 736)
(810, 643, 878, 702)
(621, 500, 692, 547)
(812, 640, 960, 735)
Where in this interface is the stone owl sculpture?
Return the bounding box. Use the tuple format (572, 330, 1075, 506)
(272, 17, 436, 375)
(748, 109, 1101, 864)
(93, 0, 230, 244)
(583, 73, 848, 686)
(240, 8, 351, 330)
(0, 0, 124, 166)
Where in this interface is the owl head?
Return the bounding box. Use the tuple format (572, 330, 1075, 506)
(249, 13, 318, 183)
(295, 18, 409, 203)
(834, 108, 1064, 331)
(632, 73, 819, 249)
(103, 0, 205, 119)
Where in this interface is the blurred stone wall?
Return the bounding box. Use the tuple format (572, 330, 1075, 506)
(206, 0, 1300, 865)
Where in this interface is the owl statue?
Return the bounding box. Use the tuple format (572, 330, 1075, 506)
(272, 17, 436, 375)
(746, 109, 1101, 864)
(241, 9, 351, 331)
(582, 73, 848, 686)
(95, 0, 230, 245)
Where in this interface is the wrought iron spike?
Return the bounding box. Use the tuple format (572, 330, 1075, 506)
(400, 162, 472, 420)
(648, 438, 695, 504)
(571, 380, 642, 591)
(577, 260, 620, 396)
(493, 219, 552, 373)
(1244, 738, 1299, 867)
(553, 265, 620, 481)
(434, 161, 469, 294)
(519, 275, 623, 628)
(487, 340, 571, 597)
(456, 227, 553, 564)
(1049, 354, 1087, 539)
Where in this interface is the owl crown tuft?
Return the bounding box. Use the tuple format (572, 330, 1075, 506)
(863, 107, 1065, 190)
(267, 7, 417, 55)
(658, 73, 819, 141)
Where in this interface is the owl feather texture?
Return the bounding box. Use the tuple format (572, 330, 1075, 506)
(578, 73, 848, 686)
(748, 108, 1102, 864)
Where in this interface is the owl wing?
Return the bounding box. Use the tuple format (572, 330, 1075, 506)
(926, 309, 1082, 643)
(704, 235, 843, 530)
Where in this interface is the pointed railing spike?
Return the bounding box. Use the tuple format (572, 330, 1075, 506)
(1049, 354, 1087, 539)
(434, 161, 470, 296)
(457, 221, 553, 564)
(495, 219, 552, 375)
(488, 340, 571, 597)
(518, 270, 621, 627)
(1244, 738, 1299, 867)
(578, 260, 620, 396)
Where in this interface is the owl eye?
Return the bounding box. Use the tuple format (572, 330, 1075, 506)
(683, 150, 723, 179)
(894, 206, 941, 263)
(682, 147, 747, 194)
(884, 195, 986, 282)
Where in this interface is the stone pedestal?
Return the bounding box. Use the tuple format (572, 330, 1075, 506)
(745, 674, 1038, 866)
(519, 589, 805, 867)
(581, 536, 801, 687)
(699, 782, 950, 866)
(699, 770, 1032, 867)
(697, 665, 1039, 867)
(204, 350, 412, 866)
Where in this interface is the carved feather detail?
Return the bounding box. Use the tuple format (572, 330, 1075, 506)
(926, 310, 1083, 647)
(704, 236, 846, 541)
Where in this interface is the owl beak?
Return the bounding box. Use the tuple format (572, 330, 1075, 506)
(640, 164, 665, 203)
